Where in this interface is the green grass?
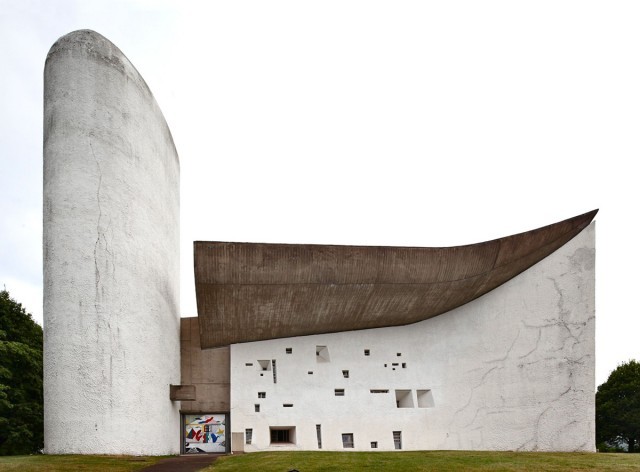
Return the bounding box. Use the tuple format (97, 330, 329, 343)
(0, 454, 164, 471)
(207, 451, 640, 472)
(1, 451, 639, 471)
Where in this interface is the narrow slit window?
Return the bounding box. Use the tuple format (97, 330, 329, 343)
(370, 389, 389, 394)
(335, 389, 345, 396)
(245, 428, 253, 445)
(316, 424, 322, 449)
(342, 370, 349, 378)
(272, 359, 277, 383)
(283, 403, 293, 407)
(245, 363, 253, 366)
(393, 431, 402, 450)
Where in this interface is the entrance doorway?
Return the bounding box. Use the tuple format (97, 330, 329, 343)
(183, 414, 228, 454)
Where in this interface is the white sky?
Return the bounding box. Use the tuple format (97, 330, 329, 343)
(1, 0, 638, 387)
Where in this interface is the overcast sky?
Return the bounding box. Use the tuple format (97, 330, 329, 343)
(1, 0, 638, 386)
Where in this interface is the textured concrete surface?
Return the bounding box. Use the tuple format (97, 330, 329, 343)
(229, 223, 595, 452)
(195, 210, 596, 347)
(180, 317, 230, 413)
(43, 30, 180, 454)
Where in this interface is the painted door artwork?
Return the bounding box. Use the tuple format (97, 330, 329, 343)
(184, 414, 226, 453)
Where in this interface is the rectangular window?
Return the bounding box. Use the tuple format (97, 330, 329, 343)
(245, 428, 253, 445)
(283, 403, 293, 407)
(364, 349, 370, 356)
(370, 389, 389, 394)
(334, 389, 345, 396)
(245, 363, 253, 366)
(308, 371, 313, 375)
(417, 389, 435, 408)
(342, 433, 354, 448)
(371, 441, 378, 448)
(285, 348, 292, 354)
(316, 424, 322, 449)
(272, 359, 277, 383)
(316, 345, 330, 362)
(393, 431, 402, 450)
(395, 389, 414, 408)
(258, 392, 266, 398)
(397, 352, 402, 356)
(342, 370, 349, 378)
(255, 404, 260, 412)
(270, 427, 295, 444)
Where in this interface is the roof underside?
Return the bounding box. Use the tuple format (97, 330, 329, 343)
(194, 210, 597, 348)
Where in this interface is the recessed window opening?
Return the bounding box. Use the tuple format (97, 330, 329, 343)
(270, 426, 296, 444)
(402, 363, 407, 368)
(342, 433, 354, 448)
(395, 389, 414, 408)
(335, 389, 345, 396)
(258, 360, 271, 371)
(397, 353, 402, 357)
(245, 363, 253, 366)
(286, 348, 292, 354)
(245, 428, 253, 445)
(255, 404, 260, 412)
(392, 363, 399, 366)
(417, 389, 435, 408)
(283, 403, 293, 407)
(371, 441, 378, 448)
(258, 392, 266, 398)
(316, 424, 322, 449)
(308, 371, 313, 375)
(342, 370, 349, 378)
(370, 389, 389, 394)
(393, 431, 402, 450)
(364, 349, 370, 356)
(316, 345, 330, 362)
(384, 363, 387, 367)
(272, 359, 277, 383)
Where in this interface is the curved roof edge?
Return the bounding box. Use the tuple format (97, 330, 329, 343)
(194, 210, 597, 348)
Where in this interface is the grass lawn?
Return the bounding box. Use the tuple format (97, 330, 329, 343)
(207, 451, 640, 472)
(0, 454, 164, 471)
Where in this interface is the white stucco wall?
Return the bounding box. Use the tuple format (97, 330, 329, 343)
(230, 223, 595, 452)
(43, 30, 180, 455)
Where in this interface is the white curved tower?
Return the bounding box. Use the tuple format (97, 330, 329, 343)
(43, 30, 180, 455)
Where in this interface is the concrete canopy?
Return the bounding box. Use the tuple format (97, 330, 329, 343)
(194, 210, 597, 348)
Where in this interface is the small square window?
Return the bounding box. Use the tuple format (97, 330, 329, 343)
(255, 404, 260, 412)
(371, 441, 378, 448)
(364, 349, 370, 356)
(402, 362, 407, 368)
(286, 348, 292, 354)
(258, 392, 266, 399)
(342, 370, 349, 378)
(397, 352, 402, 357)
(335, 389, 345, 396)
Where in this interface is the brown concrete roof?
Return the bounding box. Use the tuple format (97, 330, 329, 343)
(194, 210, 597, 348)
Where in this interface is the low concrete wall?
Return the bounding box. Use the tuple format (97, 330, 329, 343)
(43, 30, 180, 455)
(230, 223, 595, 452)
